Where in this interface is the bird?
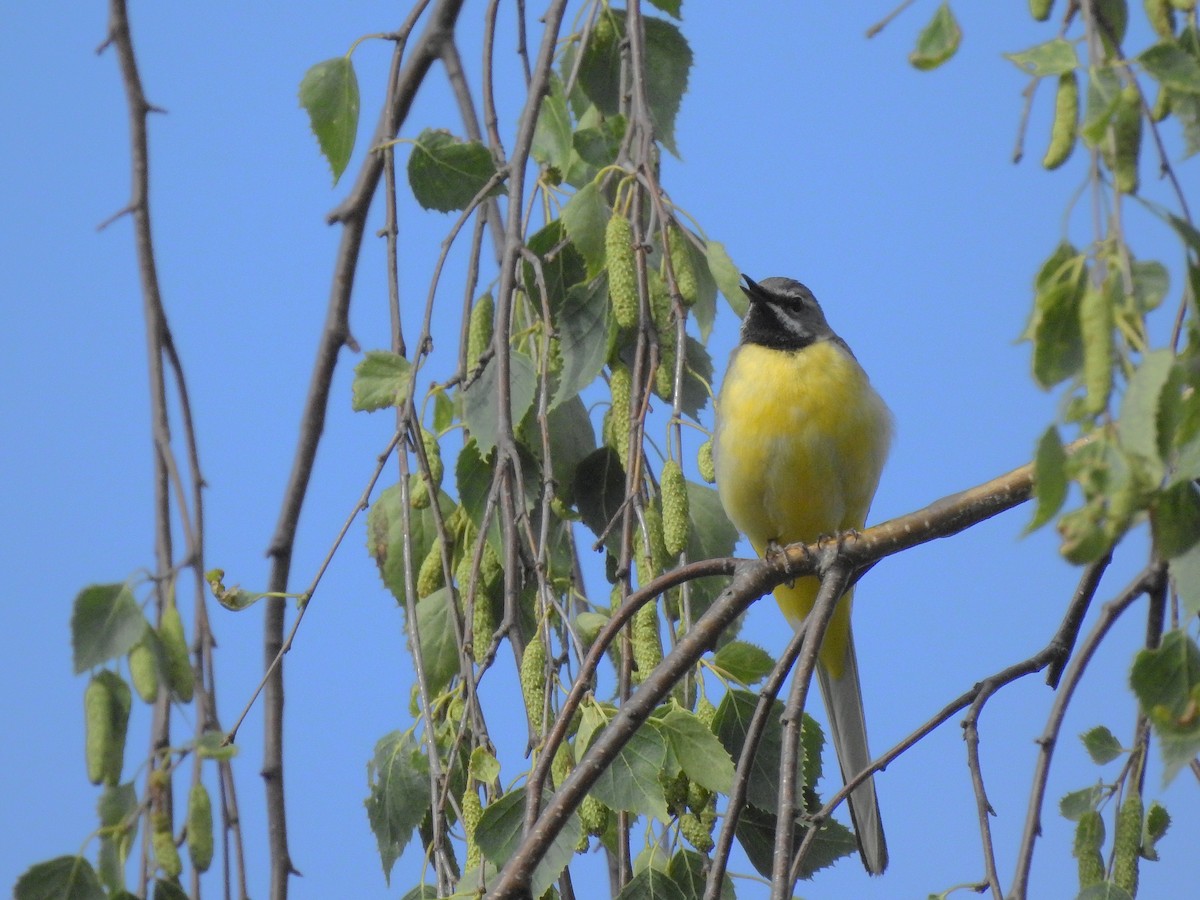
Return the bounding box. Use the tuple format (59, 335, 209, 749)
(713, 274, 892, 875)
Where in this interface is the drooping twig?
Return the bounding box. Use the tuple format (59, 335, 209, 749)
(1009, 561, 1165, 898)
(772, 563, 852, 898)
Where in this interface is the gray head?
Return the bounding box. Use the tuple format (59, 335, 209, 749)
(739, 275, 849, 354)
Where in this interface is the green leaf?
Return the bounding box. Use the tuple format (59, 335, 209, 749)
(462, 352, 537, 455)
(666, 850, 735, 900)
(1119, 348, 1174, 476)
(1077, 884, 1135, 900)
(1168, 538, 1200, 619)
(365, 731, 432, 883)
(399, 886, 440, 900)
(578, 11, 690, 155)
(588, 723, 670, 821)
(152, 880, 189, 900)
(1059, 785, 1103, 820)
(675, 337, 714, 422)
(710, 640, 774, 685)
(1143, 800, 1171, 860)
(1173, 93, 1200, 158)
(1080, 725, 1123, 765)
(1152, 481, 1200, 558)
(734, 802, 856, 881)
(72, 583, 147, 674)
(1131, 260, 1170, 313)
(414, 587, 459, 695)
(532, 74, 572, 171)
(1005, 39, 1080, 77)
(351, 351, 412, 412)
(469, 746, 500, 784)
(713, 689, 811, 814)
(367, 479, 451, 606)
(14, 857, 105, 900)
(432, 389, 455, 433)
(572, 117, 626, 173)
(614, 867, 687, 900)
(1028, 425, 1068, 533)
(1130, 629, 1200, 784)
(574, 446, 627, 552)
(682, 234, 718, 342)
(641, 15, 693, 157)
(525, 219, 588, 314)
(1082, 67, 1124, 145)
(646, 0, 682, 19)
(579, 11, 623, 116)
(705, 242, 745, 318)
(1032, 280, 1084, 388)
(552, 278, 612, 409)
(98, 782, 138, 828)
(909, 3, 962, 72)
(1139, 42, 1200, 95)
(561, 182, 610, 278)
(658, 707, 735, 794)
(542, 395, 598, 506)
(407, 128, 503, 213)
(475, 788, 581, 897)
(196, 730, 239, 761)
(681, 481, 741, 628)
(299, 57, 359, 185)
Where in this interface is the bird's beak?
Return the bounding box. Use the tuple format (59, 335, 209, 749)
(741, 274, 760, 302)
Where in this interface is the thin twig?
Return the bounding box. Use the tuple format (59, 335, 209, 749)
(1009, 561, 1165, 898)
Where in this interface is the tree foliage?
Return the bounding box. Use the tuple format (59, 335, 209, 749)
(17, 1, 1200, 899)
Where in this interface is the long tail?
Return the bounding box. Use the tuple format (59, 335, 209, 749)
(815, 623, 888, 875)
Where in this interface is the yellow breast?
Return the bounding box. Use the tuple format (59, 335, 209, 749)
(714, 340, 892, 549)
(713, 340, 892, 671)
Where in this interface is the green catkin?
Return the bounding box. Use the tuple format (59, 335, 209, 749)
(631, 601, 663, 683)
(129, 640, 159, 704)
(467, 293, 494, 370)
(654, 344, 677, 401)
(579, 793, 609, 836)
(520, 634, 548, 729)
(461, 788, 483, 871)
(479, 539, 502, 590)
(662, 769, 690, 814)
(1043, 72, 1079, 170)
(697, 439, 716, 484)
(606, 214, 639, 329)
(1113, 789, 1143, 895)
(608, 363, 632, 472)
(187, 783, 214, 873)
(84, 675, 114, 785)
(417, 538, 446, 599)
(472, 592, 496, 665)
(644, 504, 669, 575)
(1111, 84, 1143, 194)
(153, 813, 182, 880)
(420, 427, 443, 491)
(661, 460, 690, 557)
(1029, 0, 1054, 21)
(679, 812, 714, 853)
(667, 226, 698, 308)
(1074, 810, 1106, 890)
(1079, 285, 1113, 415)
(160, 602, 194, 703)
(85, 671, 131, 786)
(550, 741, 573, 789)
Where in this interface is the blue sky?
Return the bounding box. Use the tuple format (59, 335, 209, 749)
(3, 2, 1196, 898)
